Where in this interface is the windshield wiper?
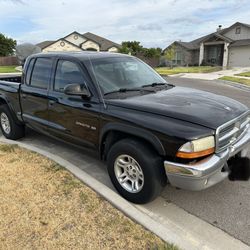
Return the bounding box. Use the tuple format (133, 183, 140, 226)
(104, 87, 154, 96)
(142, 82, 174, 88)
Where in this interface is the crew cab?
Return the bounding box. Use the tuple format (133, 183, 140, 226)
(0, 52, 249, 204)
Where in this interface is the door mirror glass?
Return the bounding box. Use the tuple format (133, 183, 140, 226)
(64, 83, 90, 97)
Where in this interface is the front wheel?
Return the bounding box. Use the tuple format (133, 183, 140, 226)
(107, 139, 167, 204)
(0, 104, 25, 140)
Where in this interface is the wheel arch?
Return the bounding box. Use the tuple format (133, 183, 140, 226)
(0, 96, 22, 125)
(100, 123, 166, 160)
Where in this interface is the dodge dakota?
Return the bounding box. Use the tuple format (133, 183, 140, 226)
(0, 52, 249, 204)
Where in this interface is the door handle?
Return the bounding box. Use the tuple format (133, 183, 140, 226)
(22, 94, 27, 99)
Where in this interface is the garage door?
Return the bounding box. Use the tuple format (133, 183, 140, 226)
(228, 46, 250, 67)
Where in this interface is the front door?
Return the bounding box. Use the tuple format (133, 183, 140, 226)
(47, 59, 100, 149)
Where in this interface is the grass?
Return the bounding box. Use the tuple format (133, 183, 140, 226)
(0, 65, 19, 73)
(235, 71, 250, 77)
(219, 76, 250, 86)
(155, 66, 222, 75)
(0, 143, 178, 250)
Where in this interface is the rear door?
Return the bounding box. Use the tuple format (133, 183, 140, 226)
(20, 57, 52, 133)
(47, 59, 100, 148)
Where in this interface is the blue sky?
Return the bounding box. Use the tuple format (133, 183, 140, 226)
(1, 0, 250, 48)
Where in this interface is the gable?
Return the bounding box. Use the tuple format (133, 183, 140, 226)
(64, 32, 87, 46)
(43, 39, 83, 52)
(222, 24, 250, 41)
(82, 32, 121, 50)
(108, 46, 119, 52)
(81, 40, 100, 51)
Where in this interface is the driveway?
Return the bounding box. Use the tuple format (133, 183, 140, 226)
(1, 77, 249, 246)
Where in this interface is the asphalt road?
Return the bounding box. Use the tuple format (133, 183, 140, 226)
(164, 77, 250, 245)
(0, 76, 249, 245)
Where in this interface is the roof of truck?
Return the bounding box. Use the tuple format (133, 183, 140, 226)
(29, 51, 131, 61)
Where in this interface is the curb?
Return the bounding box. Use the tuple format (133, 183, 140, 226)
(218, 79, 250, 91)
(1, 137, 249, 250)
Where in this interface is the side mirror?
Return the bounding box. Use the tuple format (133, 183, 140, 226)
(64, 83, 90, 97)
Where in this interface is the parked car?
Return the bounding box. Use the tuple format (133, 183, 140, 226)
(0, 52, 249, 204)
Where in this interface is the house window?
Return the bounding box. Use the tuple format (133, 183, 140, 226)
(174, 51, 182, 64)
(235, 26, 241, 34)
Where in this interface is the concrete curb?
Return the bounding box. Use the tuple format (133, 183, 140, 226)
(1, 137, 249, 250)
(218, 80, 250, 91)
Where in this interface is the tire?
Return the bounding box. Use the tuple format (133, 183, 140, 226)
(107, 138, 167, 204)
(0, 104, 25, 140)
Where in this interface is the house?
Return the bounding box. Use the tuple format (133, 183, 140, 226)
(164, 22, 250, 67)
(36, 31, 121, 53)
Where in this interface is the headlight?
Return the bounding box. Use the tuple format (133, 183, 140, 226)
(176, 136, 215, 159)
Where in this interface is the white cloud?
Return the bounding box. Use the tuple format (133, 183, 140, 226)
(1, 0, 250, 48)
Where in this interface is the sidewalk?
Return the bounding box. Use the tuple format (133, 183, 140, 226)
(169, 67, 250, 80)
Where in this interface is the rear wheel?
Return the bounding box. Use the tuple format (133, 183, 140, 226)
(107, 139, 167, 204)
(0, 105, 25, 140)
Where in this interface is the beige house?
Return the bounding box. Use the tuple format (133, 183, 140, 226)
(164, 22, 250, 67)
(37, 31, 121, 53)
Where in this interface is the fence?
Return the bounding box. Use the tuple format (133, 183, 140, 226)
(0, 56, 19, 66)
(135, 53, 160, 68)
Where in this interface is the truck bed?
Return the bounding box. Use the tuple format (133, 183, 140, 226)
(0, 75, 21, 83)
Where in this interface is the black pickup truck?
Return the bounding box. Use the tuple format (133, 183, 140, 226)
(0, 52, 249, 204)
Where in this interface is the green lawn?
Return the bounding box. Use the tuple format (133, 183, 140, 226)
(0, 65, 19, 73)
(155, 66, 222, 75)
(219, 76, 250, 86)
(235, 71, 250, 77)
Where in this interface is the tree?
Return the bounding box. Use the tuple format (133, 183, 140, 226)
(143, 47, 162, 58)
(119, 41, 162, 59)
(119, 41, 144, 55)
(164, 44, 176, 68)
(0, 33, 16, 56)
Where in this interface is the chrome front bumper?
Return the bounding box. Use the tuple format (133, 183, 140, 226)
(164, 127, 250, 191)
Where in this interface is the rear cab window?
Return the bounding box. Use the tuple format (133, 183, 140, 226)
(25, 58, 35, 85)
(30, 58, 53, 89)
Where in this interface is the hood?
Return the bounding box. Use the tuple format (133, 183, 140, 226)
(107, 87, 248, 129)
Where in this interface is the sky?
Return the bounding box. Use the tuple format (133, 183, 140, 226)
(1, 0, 250, 49)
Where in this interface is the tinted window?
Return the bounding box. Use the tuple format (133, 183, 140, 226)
(25, 58, 35, 85)
(54, 60, 85, 92)
(30, 58, 52, 89)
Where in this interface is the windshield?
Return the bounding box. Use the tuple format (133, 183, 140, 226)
(88, 56, 166, 94)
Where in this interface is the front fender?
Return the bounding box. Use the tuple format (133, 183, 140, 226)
(100, 122, 166, 156)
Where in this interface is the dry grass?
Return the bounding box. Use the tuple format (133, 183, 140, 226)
(155, 66, 222, 75)
(0, 144, 178, 250)
(235, 71, 250, 77)
(219, 76, 250, 86)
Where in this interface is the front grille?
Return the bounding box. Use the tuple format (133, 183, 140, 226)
(216, 111, 250, 152)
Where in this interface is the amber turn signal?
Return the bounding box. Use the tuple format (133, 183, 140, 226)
(176, 147, 215, 159)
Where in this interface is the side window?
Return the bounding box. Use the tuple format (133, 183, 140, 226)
(25, 58, 35, 85)
(54, 60, 86, 92)
(30, 58, 52, 89)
